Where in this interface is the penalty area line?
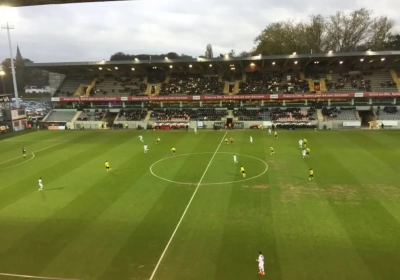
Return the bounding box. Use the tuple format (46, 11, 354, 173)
(149, 131, 228, 280)
(0, 272, 80, 280)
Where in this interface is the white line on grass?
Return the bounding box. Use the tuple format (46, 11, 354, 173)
(0, 141, 68, 166)
(0, 272, 80, 280)
(149, 131, 227, 280)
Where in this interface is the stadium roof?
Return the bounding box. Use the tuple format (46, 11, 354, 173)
(25, 51, 400, 75)
(0, 0, 131, 7)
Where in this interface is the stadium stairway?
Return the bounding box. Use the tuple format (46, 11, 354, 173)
(234, 81, 240, 94)
(154, 84, 162, 95)
(74, 84, 86, 96)
(218, 74, 223, 83)
(326, 74, 333, 81)
(85, 78, 98, 96)
(390, 69, 400, 91)
(145, 84, 152, 95)
(320, 79, 327, 92)
(242, 72, 246, 82)
(317, 109, 324, 121)
(308, 79, 314, 92)
(165, 74, 170, 84)
(300, 72, 306, 80)
(71, 111, 82, 122)
(223, 82, 230, 94)
(145, 110, 152, 122)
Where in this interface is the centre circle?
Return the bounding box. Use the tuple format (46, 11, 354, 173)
(149, 152, 268, 185)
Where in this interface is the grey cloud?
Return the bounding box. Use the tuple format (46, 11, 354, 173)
(0, 0, 398, 63)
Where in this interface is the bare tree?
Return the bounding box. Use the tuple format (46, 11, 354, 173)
(254, 8, 395, 54)
(254, 20, 308, 55)
(367, 16, 394, 51)
(305, 14, 327, 53)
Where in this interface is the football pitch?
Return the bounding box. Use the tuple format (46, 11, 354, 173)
(1, 129, 400, 280)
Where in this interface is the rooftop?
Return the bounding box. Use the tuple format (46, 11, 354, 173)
(25, 51, 400, 75)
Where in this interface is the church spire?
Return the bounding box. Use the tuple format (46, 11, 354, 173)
(16, 45, 23, 60)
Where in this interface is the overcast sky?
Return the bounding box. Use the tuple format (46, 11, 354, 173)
(0, 0, 399, 63)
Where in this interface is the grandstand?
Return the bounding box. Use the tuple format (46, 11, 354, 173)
(117, 109, 148, 121)
(77, 109, 106, 121)
(160, 73, 224, 96)
(44, 110, 77, 122)
(94, 75, 147, 96)
(57, 76, 93, 96)
(321, 107, 358, 120)
(239, 71, 308, 94)
(376, 106, 400, 120)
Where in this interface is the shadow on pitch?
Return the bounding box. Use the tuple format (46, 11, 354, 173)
(289, 175, 308, 181)
(45, 187, 66, 191)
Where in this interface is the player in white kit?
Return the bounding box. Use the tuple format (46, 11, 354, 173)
(299, 139, 303, 148)
(250, 136, 253, 144)
(233, 154, 238, 163)
(302, 149, 306, 158)
(38, 177, 43, 191)
(268, 128, 272, 135)
(194, 127, 197, 134)
(257, 251, 265, 275)
(138, 135, 144, 142)
(144, 144, 149, 153)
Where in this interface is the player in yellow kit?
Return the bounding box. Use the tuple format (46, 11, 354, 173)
(303, 138, 307, 148)
(306, 147, 310, 157)
(225, 138, 228, 145)
(171, 147, 176, 155)
(274, 131, 278, 139)
(270, 146, 274, 155)
(156, 137, 161, 145)
(240, 166, 246, 178)
(105, 160, 111, 172)
(309, 168, 314, 180)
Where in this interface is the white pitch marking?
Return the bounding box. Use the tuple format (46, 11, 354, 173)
(149, 132, 227, 280)
(149, 152, 268, 186)
(0, 272, 80, 280)
(0, 141, 68, 167)
(3, 140, 66, 142)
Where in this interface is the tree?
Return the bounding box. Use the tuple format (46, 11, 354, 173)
(305, 14, 327, 53)
(238, 51, 252, 57)
(366, 16, 394, 51)
(1, 57, 36, 92)
(254, 20, 309, 55)
(110, 52, 193, 61)
(228, 49, 236, 57)
(253, 8, 396, 54)
(385, 34, 400, 50)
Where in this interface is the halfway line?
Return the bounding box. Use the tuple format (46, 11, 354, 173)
(149, 131, 228, 280)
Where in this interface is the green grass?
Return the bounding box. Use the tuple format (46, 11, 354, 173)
(1, 129, 400, 280)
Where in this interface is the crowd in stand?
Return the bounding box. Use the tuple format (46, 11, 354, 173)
(159, 73, 224, 95)
(119, 109, 147, 121)
(321, 106, 354, 119)
(149, 108, 228, 121)
(270, 107, 316, 121)
(90, 75, 147, 96)
(326, 72, 372, 92)
(233, 108, 269, 121)
(376, 106, 398, 116)
(239, 71, 308, 94)
(150, 109, 193, 121)
(223, 71, 243, 82)
(197, 108, 228, 121)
